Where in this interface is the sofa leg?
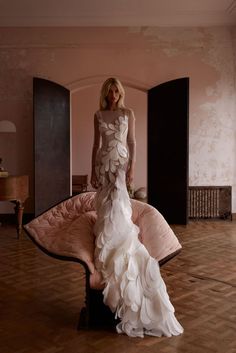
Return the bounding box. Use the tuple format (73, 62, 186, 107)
(77, 268, 118, 329)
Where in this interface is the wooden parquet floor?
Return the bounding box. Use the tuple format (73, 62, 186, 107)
(0, 220, 236, 353)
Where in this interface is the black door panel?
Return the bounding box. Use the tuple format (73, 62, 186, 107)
(148, 78, 189, 224)
(34, 78, 70, 216)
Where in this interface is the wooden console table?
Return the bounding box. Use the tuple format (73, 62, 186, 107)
(0, 175, 29, 238)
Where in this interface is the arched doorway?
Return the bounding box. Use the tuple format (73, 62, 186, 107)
(33, 76, 189, 224)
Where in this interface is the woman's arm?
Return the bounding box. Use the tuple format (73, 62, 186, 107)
(90, 113, 100, 188)
(126, 109, 136, 186)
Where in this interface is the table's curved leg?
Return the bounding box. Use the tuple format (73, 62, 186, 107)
(11, 200, 24, 238)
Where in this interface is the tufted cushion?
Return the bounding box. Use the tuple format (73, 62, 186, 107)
(24, 192, 182, 288)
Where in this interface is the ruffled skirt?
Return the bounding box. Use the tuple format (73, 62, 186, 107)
(93, 169, 183, 338)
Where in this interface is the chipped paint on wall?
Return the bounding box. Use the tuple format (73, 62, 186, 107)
(0, 26, 235, 213)
(134, 26, 236, 210)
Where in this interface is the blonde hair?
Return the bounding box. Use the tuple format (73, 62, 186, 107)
(99, 77, 125, 110)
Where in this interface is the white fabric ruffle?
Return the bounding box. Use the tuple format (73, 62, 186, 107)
(94, 169, 183, 338)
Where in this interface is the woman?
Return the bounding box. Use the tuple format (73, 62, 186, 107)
(91, 77, 183, 338)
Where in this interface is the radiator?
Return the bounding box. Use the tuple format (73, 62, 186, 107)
(189, 186, 232, 220)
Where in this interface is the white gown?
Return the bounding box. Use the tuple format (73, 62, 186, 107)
(93, 109, 183, 338)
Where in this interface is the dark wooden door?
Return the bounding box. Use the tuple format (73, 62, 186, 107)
(34, 78, 70, 216)
(148, 77, 189, 224)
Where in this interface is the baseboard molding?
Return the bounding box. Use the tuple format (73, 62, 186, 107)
(1, 212, 235, 225)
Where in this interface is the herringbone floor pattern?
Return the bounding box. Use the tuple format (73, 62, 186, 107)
(0, 220, 236, 353)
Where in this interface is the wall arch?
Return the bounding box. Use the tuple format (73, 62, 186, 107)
(66, 75, 149, 93)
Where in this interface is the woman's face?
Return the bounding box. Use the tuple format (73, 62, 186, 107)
(106, 85, 120, 106)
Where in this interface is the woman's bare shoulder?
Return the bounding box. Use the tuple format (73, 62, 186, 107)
(123, 108, 135, 121)
(94, 110, 102, 119)
(123, 108, 134, 116)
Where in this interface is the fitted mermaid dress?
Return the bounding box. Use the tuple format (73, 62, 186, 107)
(93, 109, 183, 338)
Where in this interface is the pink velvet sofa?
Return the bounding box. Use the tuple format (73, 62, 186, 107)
(24, 192, 182, 328)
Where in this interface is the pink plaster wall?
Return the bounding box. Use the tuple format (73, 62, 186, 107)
(0, 26, 235, 214)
